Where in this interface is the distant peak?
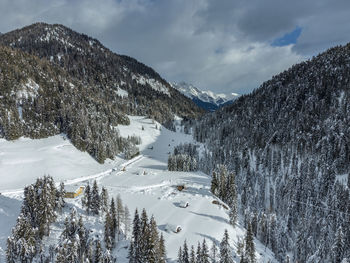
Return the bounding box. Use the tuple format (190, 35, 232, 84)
(171, 81, 239, 111)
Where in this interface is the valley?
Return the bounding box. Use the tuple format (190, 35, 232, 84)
(0, 116, 276, 262)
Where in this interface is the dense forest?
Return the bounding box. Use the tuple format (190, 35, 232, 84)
(192, 43, 350, 262)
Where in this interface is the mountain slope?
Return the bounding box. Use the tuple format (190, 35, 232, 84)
(171, 82, 239, 111)
(0, 23, 204, 123)
(0, 23, 204, 162)
(0, 46, 128, 162)
(0, 116, 277, 262)
(192, 43, 350, 261)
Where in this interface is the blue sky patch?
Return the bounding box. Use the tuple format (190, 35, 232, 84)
(272, 26, 302, 46)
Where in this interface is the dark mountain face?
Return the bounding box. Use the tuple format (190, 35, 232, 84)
(0, 23, 203, 162)
(193, 43, 350, 261)
(0, 46, 127, 162)
(0, 23, 203, 123)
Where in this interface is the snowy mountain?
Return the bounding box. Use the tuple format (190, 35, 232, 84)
(171, 82, 239, 111)
(0, 23, 203, 163)
(192, 42, 350, 262)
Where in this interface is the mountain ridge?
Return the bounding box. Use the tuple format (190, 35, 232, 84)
(171, 81, 239, 111)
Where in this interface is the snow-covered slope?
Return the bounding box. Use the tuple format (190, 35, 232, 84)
(171, 82, 239, 111)
(0, 116, 275, 262)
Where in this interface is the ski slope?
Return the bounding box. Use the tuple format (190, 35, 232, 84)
(0, 116, 276, 262)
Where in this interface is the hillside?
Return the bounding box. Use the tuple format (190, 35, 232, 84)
(0, 23, 204, 162)
(0, 23, 203, 122)
(192, 43, 350, 261)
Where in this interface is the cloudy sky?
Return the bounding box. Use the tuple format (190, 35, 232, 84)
(1, 0, 350, 94)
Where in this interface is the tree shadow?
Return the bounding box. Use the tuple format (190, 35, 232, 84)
(189, 211, 229, 224)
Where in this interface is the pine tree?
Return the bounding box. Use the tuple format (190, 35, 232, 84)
(6, 214, 36, 263)
(87, 241, 94, 263)
(110, 197, 117, 236)
(182, 240, 189, 263)
(77, 216, 88, 258)
(211, 172, 218, 195)
(101, 186, 109, 213)
(94, 240, 103, 263)
(56, 181, 66, 212)
(190, 245, 196, 263)
(244, 223, 256, 263)
(210, 242, 218, 263)
(139, 208, 150, 261)
(202, 239, 210, 263)
(104, 211, 113, 250)
(236, 237, 245, 263)
(82, 183, 91, 214)
(219, 229, 233, 263)
(132, 209, 142, 263)
(332, 226, 345, 263)
(103, 250, 114, 263)
(91, 180, 100, 215)
(116, 194, 124, 239)
(124, 205, 131, 239)
(178, 246, 184, 263)
(196, 242, 202, 263)
(159, 233, 167, 263)
(147, 215, 160, 262)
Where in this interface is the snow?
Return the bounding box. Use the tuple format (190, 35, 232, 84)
(0, 116, 276, 262)
(115, 87, 128, 98)
(16, 78, 40, 101)
(132, 74, 170, 96)
(171, 82, 239, 106)
(17, 106, 23, 121)
(0, 135, 120, 193)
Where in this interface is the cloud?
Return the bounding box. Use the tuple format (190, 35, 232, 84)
(0, 0, 349, 94)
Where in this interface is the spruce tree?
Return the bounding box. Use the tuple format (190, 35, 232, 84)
(332, 226, 345, 263)
(94, 240, 103, 263)
(219, 229, 233, 263)
(124, 205, 131, 239)
(210, 242, 218, 263)
(159, 233, 167, 263)
(110, 197, 117, 236)
(132, 209, 142, 263)
(116, 194, 124, 239)
(178, 246, 184, 263)
(182, 240, 189, 263)
(190, 245, 196, 263)
(101, 186, 109, 213)
(202, 239, 210, 263)
(104, 211, 113, 250)
(196, 242, 202, 263)
(128, 241, 135, 263)
(82, 183, 91, 214)
(147, 215, 160, 262)
(91, 180, 100, 215)
(244, 223, 256, 263)
(56, 181, 66, 212)
(211, 171, 218, 195)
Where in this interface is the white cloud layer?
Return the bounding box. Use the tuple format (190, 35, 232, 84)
(0, 0, 349, 94)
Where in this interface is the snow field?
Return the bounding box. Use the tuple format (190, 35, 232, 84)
(0, 116, 276, 262)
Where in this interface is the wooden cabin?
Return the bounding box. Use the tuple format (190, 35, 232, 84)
(64, 186, 85, 198)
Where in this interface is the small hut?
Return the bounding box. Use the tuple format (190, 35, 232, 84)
(64, 186, 85, 198)
(165, 224, 182, 233)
